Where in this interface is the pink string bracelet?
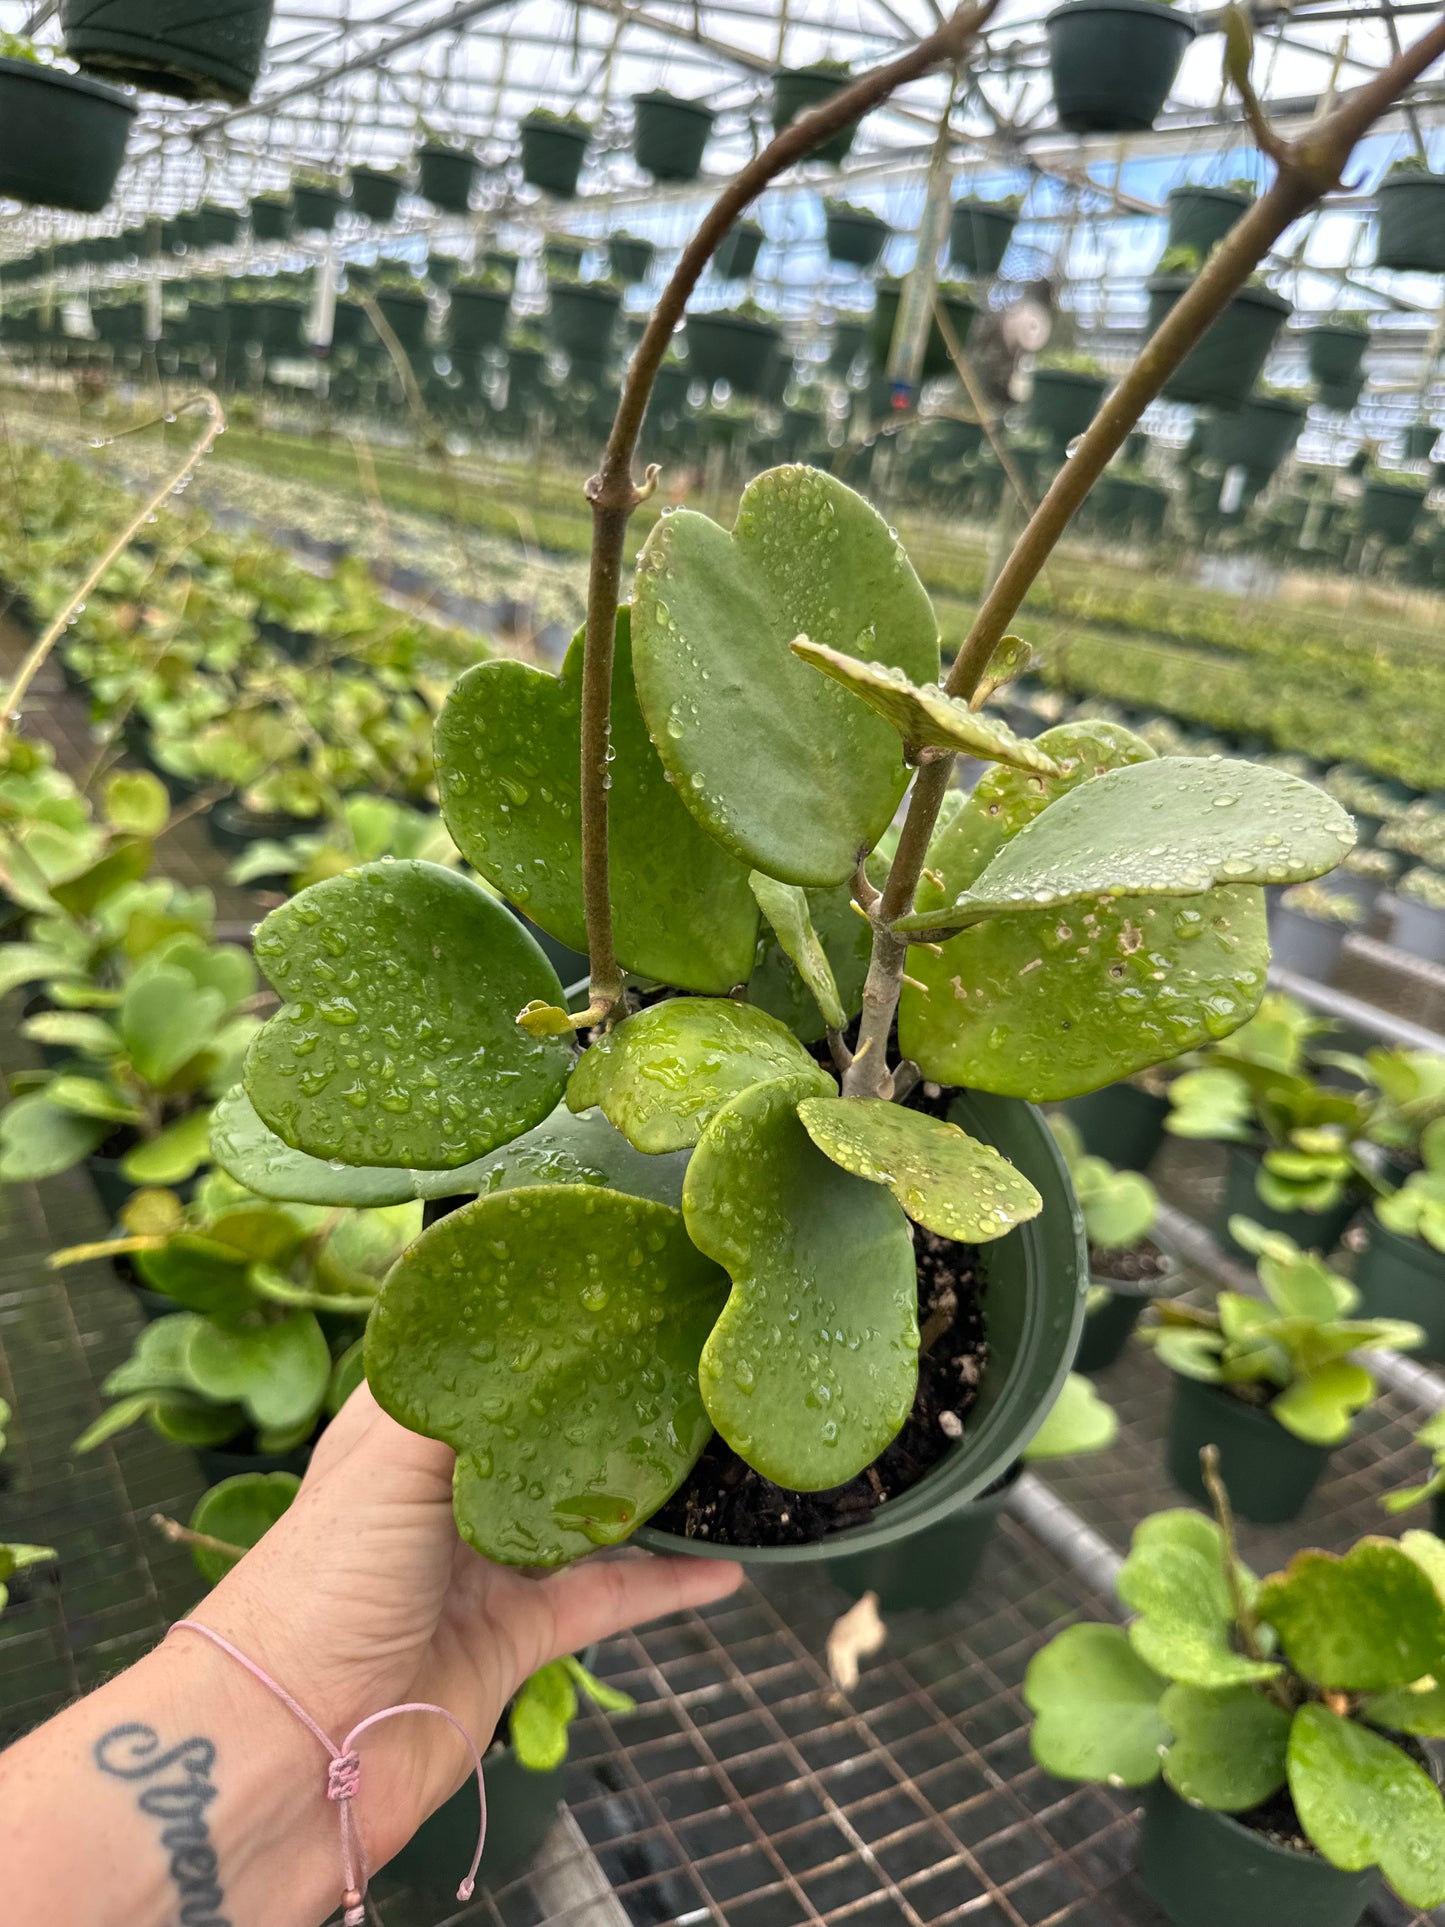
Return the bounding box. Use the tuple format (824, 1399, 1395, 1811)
(169, 1619, 488, 1926)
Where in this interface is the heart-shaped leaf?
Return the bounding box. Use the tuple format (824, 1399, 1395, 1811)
(1118, 1509, 1280, 1688)
(366, 1185, 729, 1566)
(749, 873, 845, 1031)
(1160, 1683, 1290, 1811)
(244, 862, 572, 1169)
(631, 465, 940, 885)
(510, 1662, 578, 1771)
(567, 998, 833, 1152)
(103, 769, 170, 837)
(188, 1472, 301, 1585)
(1269, 1360, 1377, 1444)
(122, 1110, 215, 1185)
(1258, 1540, 1445, 1690)
(0, 943, 85, 1001)
(20, 1010, 120, 1057)
(435, 613, 758, 993)
(185, 1311, 332, 1432)
(789, 638, 1061, 774)
(0, 1092, 107, 1180)
(102, 1313, 207, 1397)
(132, 1233, 256, 1316)
(118, 966, 226, 1088)
(46, 1074, 141, 1123)
(1023, 1372, 1118, 1460)
(1025, 1623, 1168, 1785)
(796, 1096, 1041, 1242)
(145, 936, 257, 1011)
(685, 1074, 918, 1489)
(900, 885, 1270, 1101)
(1363, 1679, 1445, 1738)
(1288, 1703, 1445, 1908)
(746, 876, 874, 1045)
(897, 759, 1355, 933)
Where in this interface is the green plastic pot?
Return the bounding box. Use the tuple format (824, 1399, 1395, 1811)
(772, 65, 859, 166)
(1166, 185, 1251, 258)
(547, 283, 621, 362)
(684, 310, 782, 399)
(448, 286, 511, 353)
(0, 57, 135, 215)
(198, 203, 242, 248)
(714, 219, 764, 280)
(871, 282, 977, 381)
(1027, 367, 1107, 447)
(1405, 421, 1437, 461)
(1393, 894, 1445, 964)
(61, 0, 272, 105)
(416, 144, 476, 214)
(1374, 171, 1445, 275)
(949, 200, 1018, 277)
(1268, 901, 1349, 982)
(1138, 1782, 1377, 1927)
(1361, 477, 1427, 545)
(1076, 1253, 1179, 1373)
(826, 1464, 1021, 1610)
(257, 297, 306, 356)
(632, 91, 714, 183)
(504, 343, 549, 398)
(292, 183, 346, 233)
(1306, 323, 1368, 390)
(609, 234, 655, 284)
(1167, 1374, 1331, 1524)
(1219, 1144, 1359, 1258)
(1046, 0, 1194, 134)
(1147, 275, 1290, 410)
(825, 206, 891, 270)
(638, 1091, 1087, 1567)
(206, 799, 313, 856)
(330, 299, 368, 351)
(349, 167, 403, 224)
(520, 118, 589, 199)
(1355, 1213, 1445, 1357)
(1200, 393, 1306, 479)
(249, 196, 292, 244)
(1062, 1081, 1170, 1172)
(649, 363, 692, 416)
(375, 289, 429, 354)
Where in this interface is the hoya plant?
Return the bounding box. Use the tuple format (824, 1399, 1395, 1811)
(1384, 1409, 1445, 1519)
(1140, 1216, 1421, 1444)
(1025, 1494, 1445, 1910)
(0, 1397, 55, 1617)
(1049, 1115, 1158, 1255)
(1374, 1116, 1445, 1251)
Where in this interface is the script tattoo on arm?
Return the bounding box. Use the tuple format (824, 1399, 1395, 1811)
(94, 1723, 231, 1927)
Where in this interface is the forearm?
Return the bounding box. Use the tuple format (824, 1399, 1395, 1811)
(1, 1634, 349, 1927)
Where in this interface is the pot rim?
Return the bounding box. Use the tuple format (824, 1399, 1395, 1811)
(1145, 1779, 1357, 1875)
(521, 115, 591, 146)
(686, 311, 782, 341)
(1147, 272, 1291, 314)
(1378, 169, 1445, 192)
(1365, 1207, 1444, 1264)
(1088, 1244, 1181, 1299)
(633, 88, 716, 118)
(1032, 366, 1108, 390)
(0, 52, 136, 108)
(1175, 1369, 1329, 1449)
(1046, 0, 1197, 28)
(1167, 183, 1253, 207)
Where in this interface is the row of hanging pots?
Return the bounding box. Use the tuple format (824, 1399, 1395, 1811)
(949, 198, 1018, 276)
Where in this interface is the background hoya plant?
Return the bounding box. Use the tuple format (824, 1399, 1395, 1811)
(217, 460, 1355, 1570)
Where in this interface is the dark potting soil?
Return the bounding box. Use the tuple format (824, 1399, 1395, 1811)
(1233, 1782, 1312, 1854)
(650, 1222, 986, 1547)
(1090, 1239, 1171, 1288)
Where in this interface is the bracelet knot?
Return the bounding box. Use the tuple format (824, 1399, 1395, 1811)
(327, 1751, 362, 1802)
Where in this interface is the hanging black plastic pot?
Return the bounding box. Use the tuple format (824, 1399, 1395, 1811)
(632, 90, 715, 183)
(638, 1092, 1086, 1570)
(60, 0, 274, 105)
(330, 299, 368, 351)
(684, 309, 782, 399)
(1268, 899, 1350, 982)
(520, 116, 590, 198)
(1218, 1144, 1360, 1257)
(1374, 170, 1445, 275)
(649, 362, 692, 417)
(448, 285, 511, 353)
(0, 58, 135, 215)
(1200, 392, 1306, 479)
(1075, 1252, 1179, 1373)
(949, 199, 1018, 276)
(542, 239, 585, 278)
(826, 1466, 1021, 1610)
(484, 249, 519, 288)
(291, 183, 345, 233)
(1306, 322, 1368, 390)
(427, 252, 463, 289)
(829, 317, 869, 374)
(197, 203, 242, 248)
(1354, 1213, 1445, 1359)
(547, 282, 621, 362)
(609, 233, 655, 285)
(772, 65, 859, 166)
(1165, 184, 1251, 258)
(249, 195, 292, 243)
(1046, 0, 1195, 134)
(1361, 476, 1427, 545)
(871, 281, 977, 381)
(375, 288, 429, 354)
(415, 143, 476, 216)
(824, 204, 891, 270)
(1405, 420, 1437, 461)
(1062, 1081, 1170, 1172)
(258, 297, 306, 356)
(1167, 1374, 1331, 1524)
(349, 166, 403, 224)
(1027, 367, 1107, 446)
(1138, 1783, 1379, 1927)
(504, 342, 550, 403)
(1146, 275, 1290, 410)
(713, 218, 764, 280)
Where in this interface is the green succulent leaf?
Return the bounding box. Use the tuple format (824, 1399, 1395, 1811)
(244, 862, 571, 1169)
(562, 1654, 635, 1715)
(1023, 1372, 1118, 1461)
(631, 465, 940, 886)
(1159, 1683, 1290, 1810)
(46, 1074, 140, 1123)
(1167, 1068, 1255, 1141)
(1024, 1623, 1168, 1785)
(795, 1096, 1041, 1242)
(0, 1092, 107, 1180)
(1362, 1678, 1445, 1738)
(49, 837, 152, 918)
(1288, 1703, 1445, 1908)
(100, 1313, 206, 1397)
(104, 770, 170, 837)
(73, 1394, 156, 1453)
(188, 1472, 301, 1585)
(897, 759, 1355, 933)
(1269, 1361, 1376, 1445)
(122, 1109, 214, 1185)
(134, 1234, 255, 1317)
(567, 998, 833, 1153)
(146, 936, 257, 1010)
(745, 876, 873, 1045)
(685, 1075, 918, 1490)
(20, 1010, 120, 1057)
(788, 637, 1061, 774)
(184, 1311, 331, 1432)
(1118, 1509, 1280, 1688)
(366, 1185, 730, 1566)
(151, 1398, 247, 1447)
(118, 966, 226, 1087)
(435, 613, 758, 992)
(510, 1661, 577, 1771)
(1257, 1541, 1445, 1689)
(749, 873, 845, 1031)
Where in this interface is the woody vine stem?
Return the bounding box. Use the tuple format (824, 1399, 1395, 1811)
(578, 12, 1445, 1062)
